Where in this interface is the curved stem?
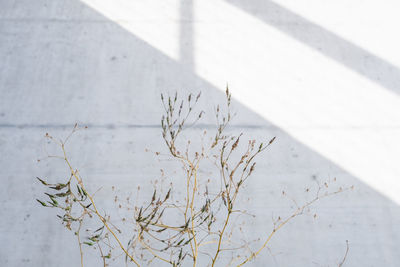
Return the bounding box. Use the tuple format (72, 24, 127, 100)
(77, 220, 84, 267)
(137, 228, 172, 265)
(211, 210, 231, 267)
(183, 162, 196, 261)
(62, 145, 141, 267)
(190, 164, 199, 266)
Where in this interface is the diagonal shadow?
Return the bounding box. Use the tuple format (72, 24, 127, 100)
(226, 0, 400, 94)
(1, 0, 399, 266)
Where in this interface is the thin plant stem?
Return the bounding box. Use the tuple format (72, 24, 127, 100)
(62, 144, 141, 267)
(77, 220, 84, 267)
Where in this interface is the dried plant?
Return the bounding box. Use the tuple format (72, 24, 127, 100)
(36, 87, 352, 266)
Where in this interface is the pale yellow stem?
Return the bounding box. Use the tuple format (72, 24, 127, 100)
(62, 145, 141, 267)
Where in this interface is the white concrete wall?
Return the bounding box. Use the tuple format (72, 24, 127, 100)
(1, 0, 400, 266)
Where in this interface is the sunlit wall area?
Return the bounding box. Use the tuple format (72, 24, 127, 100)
(80, 0, 400, 203)
(1, 0, 399, 266)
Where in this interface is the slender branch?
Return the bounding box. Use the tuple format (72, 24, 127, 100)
(338, 240, 349, 267)
(76, 220, 84, 267)
(97, 242, 106, 267)
(62, 145, 141, 267)
(138, 228, 172, 265)
(237, 188, 349, 266)
(190, 163, 199, 266)
(211, 210, 232, 266)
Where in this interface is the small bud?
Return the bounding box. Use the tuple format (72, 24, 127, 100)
(196, 92, 201, 102)
(269, 136, 276, 145)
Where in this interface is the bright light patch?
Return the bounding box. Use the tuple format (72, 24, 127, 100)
(82, 0, 181, 60)
(81, 0, 400, 204)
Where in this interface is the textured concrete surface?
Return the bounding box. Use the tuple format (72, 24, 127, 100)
(1, 0, 400, 266)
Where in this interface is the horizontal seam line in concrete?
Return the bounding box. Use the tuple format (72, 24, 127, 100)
(0, 123, 270, 129)
(0, 18, 203, 23)
(0, 124, 398, 130)
(0, 18, 316, 24)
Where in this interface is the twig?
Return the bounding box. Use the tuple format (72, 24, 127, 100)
(338, 240, 349, 267)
